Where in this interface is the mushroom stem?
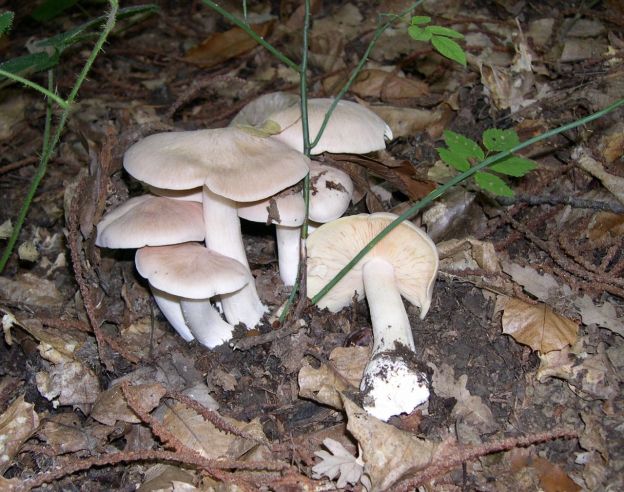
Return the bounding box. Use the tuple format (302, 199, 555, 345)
(360, 257, 429, 421)
(202, 186, 267, 327)
(151, 287, 194, 342)
(180, 299, 236, 348)
(276, 225, 301, 286)
(362, 257, 415, 355)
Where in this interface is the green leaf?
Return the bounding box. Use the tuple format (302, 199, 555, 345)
(443, 130, 484, 160)
(431, 35, 466, 66)
(475, 171, 514, 197)
(0, 11, 14, 37)
(411, 16, 431, 25)
(0, 4, 158, 83)
(437, 147, 470, 172)
(32, 0, 81, 22)
(425, 25, 464, 39)
(408, 25, 432, 42)
(483, 128, 520, 151)
(490, 156, 537, 177)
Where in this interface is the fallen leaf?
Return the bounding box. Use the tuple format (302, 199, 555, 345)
(184, 21, 273, 68)
(573, 295, 623, 337)
(511, 450, 581, 492)
(38, 413, 110, 454)
(586, 212, 624, 242)
(36, 360, 100, 411)
(298, 360, 352, 410)
(342, 396, 436, 491)
(139, 464, 197, 492)
(501, 297, 578, 354)
(329, 346, 370, 387)
(0, 396, 40, 474)
(347, 69, 429, 100)
(0, 273, 65, 309)
(367, 104, 447, 139)
(91, 383, 166, 426)
(312, 438, 366, 489)
(429, 362, 496, 433)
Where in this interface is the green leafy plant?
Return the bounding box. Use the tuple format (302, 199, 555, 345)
(408, 15, 466, 66)
(437, 129, 537, 197)
(0, 2, 158, 273)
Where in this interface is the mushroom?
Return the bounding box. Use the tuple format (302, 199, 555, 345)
(306, 213, 439, 421)
(95, 195, 205, 341)
(230, 93, 392, 155)
(123, 127, 310, 328)
(237, 162, 354, 286)
(238, 191, 305, 286)
(135, 243, 250, 348)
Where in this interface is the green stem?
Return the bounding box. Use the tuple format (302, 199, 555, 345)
(201, 0, 299, 72)
(0, 69, 69, 110)
(311, 97, 624, 305)
(309, 1, 423, 151)
(280, 0, 312, 323)
(0, 0, 120, 273)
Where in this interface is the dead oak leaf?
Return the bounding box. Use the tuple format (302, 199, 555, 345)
(502, 298, 578, 354)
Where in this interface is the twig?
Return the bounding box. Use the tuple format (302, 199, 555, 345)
(496, 194, 624, 214)
(394, 428, 577, 491)
(232, 320, 305, 350)
(0, 156, 38, 175)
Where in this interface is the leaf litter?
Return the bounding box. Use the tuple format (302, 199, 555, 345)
(0, 0, 623, 490)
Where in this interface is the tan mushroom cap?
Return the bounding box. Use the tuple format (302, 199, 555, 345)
(135, 243, 249, 300)
(96, 196, 204, 249)
(307, 213, 438, 316)
(237, 191, 305, 227)
(123, 127, 310, 201)
(268, 98, 393, 155)
(229, 92, 300, 128)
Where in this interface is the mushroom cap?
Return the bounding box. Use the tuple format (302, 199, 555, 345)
(148, 185, 203, 202)
(268, 98, 393, 155)
(306, 212, 438, 316)
(96, 195, 204, 249)
(229, 92, 300, 127)
(237, 191, 305, 227)
(135, 243, 249, 299)
(309, 162, 354, 223)
(123, 127, 310, 202)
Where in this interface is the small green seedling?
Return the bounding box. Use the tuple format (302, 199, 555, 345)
(438, 128, 537, 197)
(408, 16, 466, 66)
(0, 11, 14, 36)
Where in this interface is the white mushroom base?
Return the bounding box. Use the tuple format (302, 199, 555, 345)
(360, 353, 429, 422)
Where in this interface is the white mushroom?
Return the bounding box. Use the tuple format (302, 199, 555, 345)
(306, 213, 439, 421)
(238, 191, 305, 286)
(135, 243, 251, 348)
(95, 195, 205, 342)
(123, 127, 310, 328)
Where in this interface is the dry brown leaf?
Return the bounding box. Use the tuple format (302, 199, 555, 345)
(348, 69, 429, 100)
(139, 464, 197, 492)
(298, 360, 352, 409)
(184, 21, 273, 68)
(429, 362, 496, 433)
(0, 395, 40, 474)
(330, 154, 435, 202)
(586, 211, 624, 242)
(367, 104, 446, 139)
(0, 273, 65, 309)
(510, 450, 580, 492)
(91, 383, 166, 426)
(329, 346, 370, 387)
(38, 413, 110, 454)
(342, 396, 437, 491)
(161, 403, 265, 460)
(36, 360, 100, 411)
(501, 298, 578, 354)
(598, 122, 624, 163)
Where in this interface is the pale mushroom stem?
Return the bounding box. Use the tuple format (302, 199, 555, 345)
(276, 225, 301, 286)
(362, 257, 416, 355)
(360, 256, 429, 421)
(180, 299, 237, 349)
(202, 186, 267, 327)
(151, 287, 194, 342)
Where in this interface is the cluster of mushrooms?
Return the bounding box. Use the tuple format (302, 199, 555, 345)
(96, 93, 439, 421)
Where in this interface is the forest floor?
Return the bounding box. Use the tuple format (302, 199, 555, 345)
(0, 0, 623, 490)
